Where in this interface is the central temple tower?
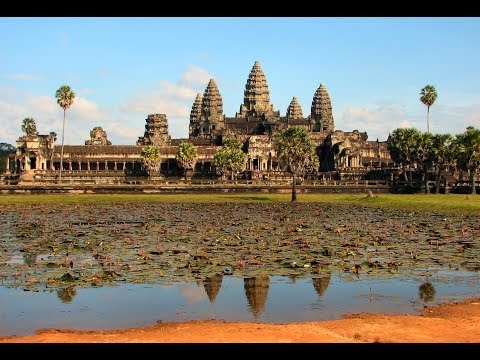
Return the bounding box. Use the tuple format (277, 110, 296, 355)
(236, 61, 279, 119)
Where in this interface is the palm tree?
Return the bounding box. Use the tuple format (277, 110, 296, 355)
(430, 133, 454, 193)
(175, 142, 198, 180)
(387, 127, 421, 187)
(141, 145, 161, 179)
(276, 126, 319, 201)
(55, 85, 76, 181)
(454, 126, 480, 194)
(212, 138, 246, 181)
(420, 85, 437, 133)
(21, 117, 38, 136)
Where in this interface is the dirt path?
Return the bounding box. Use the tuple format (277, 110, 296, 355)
(2, 297, 480, 343)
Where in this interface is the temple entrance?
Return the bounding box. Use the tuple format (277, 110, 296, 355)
(29, 157, 36, 170)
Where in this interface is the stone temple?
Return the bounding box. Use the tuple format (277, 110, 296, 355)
(5, 61, 393, 185)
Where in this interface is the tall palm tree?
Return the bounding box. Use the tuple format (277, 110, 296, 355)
(420, 85, 437, 133)
(55, 85, 76, 181)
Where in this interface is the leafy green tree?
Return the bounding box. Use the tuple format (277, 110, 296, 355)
(55, 85, 76, 180)
(416, 132, 433, 194)
(21, 117, 38, 135)
(430, 133, 454, 193)
(213, 138, 246, 181)
(387, 128, 422, 186)
(276, 126, 319, 202)
(454, 126, 480, 194)
(420, 85, 438, 133)
(141, 145, 161, 178)
(175, 142, 198, 179)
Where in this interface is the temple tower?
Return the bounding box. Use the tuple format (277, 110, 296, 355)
(189, 93, 203, 137)
(286, 96, 304, 121)
(136, 114, 171, 146)
(236, 61, 279, 119)
(199, 79, 224, 136)
(311, 84, 334, 132)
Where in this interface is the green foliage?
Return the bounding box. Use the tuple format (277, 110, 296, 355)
(141, 145, 161, 176)
(21, 117, 38, 135)
(175, 142, 198, 172)
(213, 138, 246, 180)
(454, 126, 480, 194)
(420, 85, 438, 108)
(276, 126, 319, 175)
(55, 85, 76, 111)
(0, 143, 15, 173)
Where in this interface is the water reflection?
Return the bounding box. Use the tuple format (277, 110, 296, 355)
(57, 286, 77, 303)
(312, 274, 331, 297)
(244, 275, 270, 318)
(203, 274, 223, 303)
(418, 282, 436, 302)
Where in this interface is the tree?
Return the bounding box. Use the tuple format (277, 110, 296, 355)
(276, 126, 319, 202)
(21, 117, 38, 136)
(175, 142, 198, 179)
(430, 133, 454, 193)
(415, 131, 433, 194)
(420, 85, 437, 133)
(213, 138, 246, 181)
(141, 145, 161, 178)
(387, 128, 422, 186)
(55, 85, 76, 181)
(454, 126, 480, 194)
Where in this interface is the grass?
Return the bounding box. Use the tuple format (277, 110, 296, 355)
(1, 192, 479, 214)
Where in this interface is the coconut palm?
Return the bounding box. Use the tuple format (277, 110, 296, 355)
(420, 85, 437, 133)
(55, 85, 76, 181)
(21, 117, 38, 136)
(276, 126, 319, 201)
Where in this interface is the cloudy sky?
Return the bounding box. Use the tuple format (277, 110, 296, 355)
(1, 17, 479, 146)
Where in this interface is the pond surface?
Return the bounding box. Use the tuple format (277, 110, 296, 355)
(1, 271, 479, 337)
(1, 202, 479, 337)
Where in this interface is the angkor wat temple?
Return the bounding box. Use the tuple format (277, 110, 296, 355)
(5, 61, 393, 185)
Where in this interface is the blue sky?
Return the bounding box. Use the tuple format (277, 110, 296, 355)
(1, 17, 480, 145)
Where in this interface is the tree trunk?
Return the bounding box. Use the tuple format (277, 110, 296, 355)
(292, 172, 297, 202)
(427, 106, 430, 133)
(470, 167, 476, 195)
(59, 109, 66, 181)
(436, 166, 442, 194)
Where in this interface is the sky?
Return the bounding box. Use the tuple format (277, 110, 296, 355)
(1, 17, 480, 146)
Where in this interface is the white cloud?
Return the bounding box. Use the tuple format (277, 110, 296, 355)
(179, 283, 207, 305)
(340, 103, 414, 141)
(119, 65, 214, 140)
(179, 65, 214, 87)
(2, 73, 42, 81)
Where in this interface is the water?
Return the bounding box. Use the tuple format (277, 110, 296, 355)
(0, 270, 479, 337)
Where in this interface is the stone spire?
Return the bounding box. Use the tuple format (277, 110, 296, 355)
(310, 84, 334, 132)
(244, 275, 270, 319)
(189, 93, 203, 137)
(136, 114, 171, 146)
(237, 61, 278, 118)
(203, 274, 223, 303)
(286, 96, 304, 120)
(201, 79, 223, 122)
